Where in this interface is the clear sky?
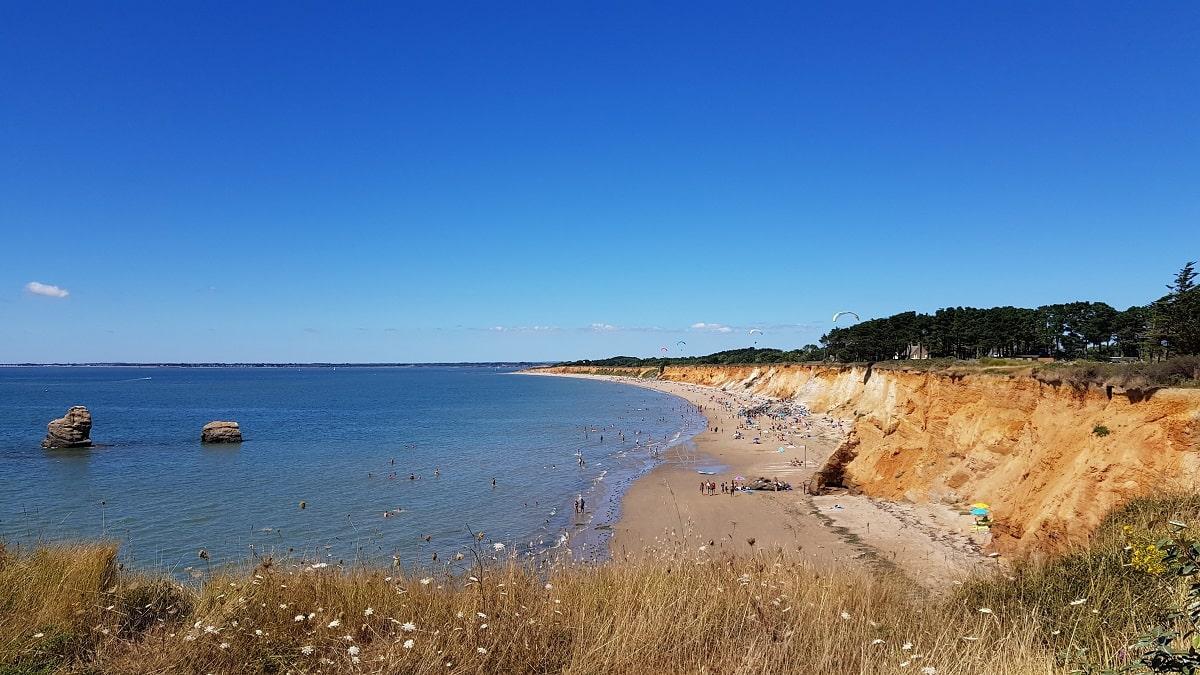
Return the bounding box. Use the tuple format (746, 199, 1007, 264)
(1, 2, 1197, 363)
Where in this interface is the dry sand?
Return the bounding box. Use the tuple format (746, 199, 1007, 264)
(528, 372, 996, 588)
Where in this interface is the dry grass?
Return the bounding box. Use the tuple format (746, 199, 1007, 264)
(0, 545, 1054, 674)
(7, 497, 1199, 673)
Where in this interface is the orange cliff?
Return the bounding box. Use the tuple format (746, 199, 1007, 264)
(536, 364, 1200, 556)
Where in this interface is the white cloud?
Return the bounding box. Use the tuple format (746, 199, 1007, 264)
(589, 323, 618, 332)
(690, 322, 733, 333)
(25, 281, 69, 298)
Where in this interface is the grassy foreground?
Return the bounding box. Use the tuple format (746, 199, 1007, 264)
(3, 497, 1200, 674)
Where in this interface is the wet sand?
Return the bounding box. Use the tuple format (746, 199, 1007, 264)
(527, 372, 996, 588)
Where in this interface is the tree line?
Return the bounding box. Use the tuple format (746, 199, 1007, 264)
(563, 261, 1198, 367)
(820, 261, 1197, 362)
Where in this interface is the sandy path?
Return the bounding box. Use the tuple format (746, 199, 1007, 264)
(526, 372, 997, 588)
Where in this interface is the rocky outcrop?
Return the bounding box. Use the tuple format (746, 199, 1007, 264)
(538, 363, 1200, 556)
(42, 406, 93, 449)
(201, 421, 242, 444)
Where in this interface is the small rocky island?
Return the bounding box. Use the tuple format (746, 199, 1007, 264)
(201, 421, 242, 444)
(42, 406, 93, 449)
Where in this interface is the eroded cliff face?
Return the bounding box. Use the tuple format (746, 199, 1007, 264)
(538, 364, 1200, 555)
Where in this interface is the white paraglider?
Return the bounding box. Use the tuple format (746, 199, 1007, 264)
(832, 311, 860, 323)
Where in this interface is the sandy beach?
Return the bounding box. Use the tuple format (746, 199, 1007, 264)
(529, 371, 996, 589)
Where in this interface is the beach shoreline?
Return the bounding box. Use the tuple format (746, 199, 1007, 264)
(524, 370, 997, 588)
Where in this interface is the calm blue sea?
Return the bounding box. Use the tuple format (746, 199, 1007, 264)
(0, 367, 703, 572)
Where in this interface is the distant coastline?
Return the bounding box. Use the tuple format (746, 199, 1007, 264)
(0, 361, 553, 368)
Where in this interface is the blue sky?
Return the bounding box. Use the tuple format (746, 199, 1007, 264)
(1, 2, 1197, 362)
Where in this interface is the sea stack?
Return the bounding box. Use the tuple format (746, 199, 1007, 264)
(42, 406, 93, 449)
(201, 421, 242, 444)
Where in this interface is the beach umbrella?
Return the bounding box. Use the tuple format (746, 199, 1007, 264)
(970, 507, 990, 516)
(971, 502, 990, 509)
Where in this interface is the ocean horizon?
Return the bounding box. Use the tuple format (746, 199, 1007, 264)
(0, 366, 703, 573)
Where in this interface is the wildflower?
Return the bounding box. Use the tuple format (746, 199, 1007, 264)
(204, 625, 217, 634)
(840, 611, 851, 620)
(328, 619, 341, 628)
(404, 638, 414, 649)
(477, 612, 488, 619)
(921, 668, 937, 675)
(900, 661, 911, 668)
(1069, 598, 1087, 606)
(402, 622, 416, 632)
(480, 624, 488, 630)
(544, 583, 553, 590)
(255, 629, 263, 636)
(978, 607, 992, 614)
(902, 642, 913, 650)
(871, 638, 885, 645)
(420, 578, 433, 585)
(454, 552, 465, 560)
(219, 642, 230, 649)
(348, 645, 360, 656)
(364, 608, 374, 616)
(294, 615, 305, 622)
(493, 542, 505, 551)
(477, 647, 488, 654)
(279, 603, 288, 608)
(456, 611, 464, 619)
(301, 645, 314, 656)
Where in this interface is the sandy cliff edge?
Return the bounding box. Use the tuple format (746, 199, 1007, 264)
(535, 364, 1200, 556)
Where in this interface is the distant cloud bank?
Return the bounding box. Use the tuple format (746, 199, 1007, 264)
(25, 281, 69, 298)
(690, 322, 732, 333)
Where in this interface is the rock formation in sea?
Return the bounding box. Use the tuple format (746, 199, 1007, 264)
(42, 406, 93, 449)
(201, 421, 243, 444)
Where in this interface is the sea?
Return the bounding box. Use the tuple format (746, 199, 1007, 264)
(0, 366, 704, 573)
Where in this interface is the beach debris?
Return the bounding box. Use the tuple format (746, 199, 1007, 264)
(201, 420, 243, 444)
(41, 405, 93, 449)
(742, 476, 792, 491)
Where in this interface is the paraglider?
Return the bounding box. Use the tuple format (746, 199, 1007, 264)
(659, 346, 670, 353)
(748, 328, 763, 346)
(677, 340, 687, 346)
(832, 311, 860, 324)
